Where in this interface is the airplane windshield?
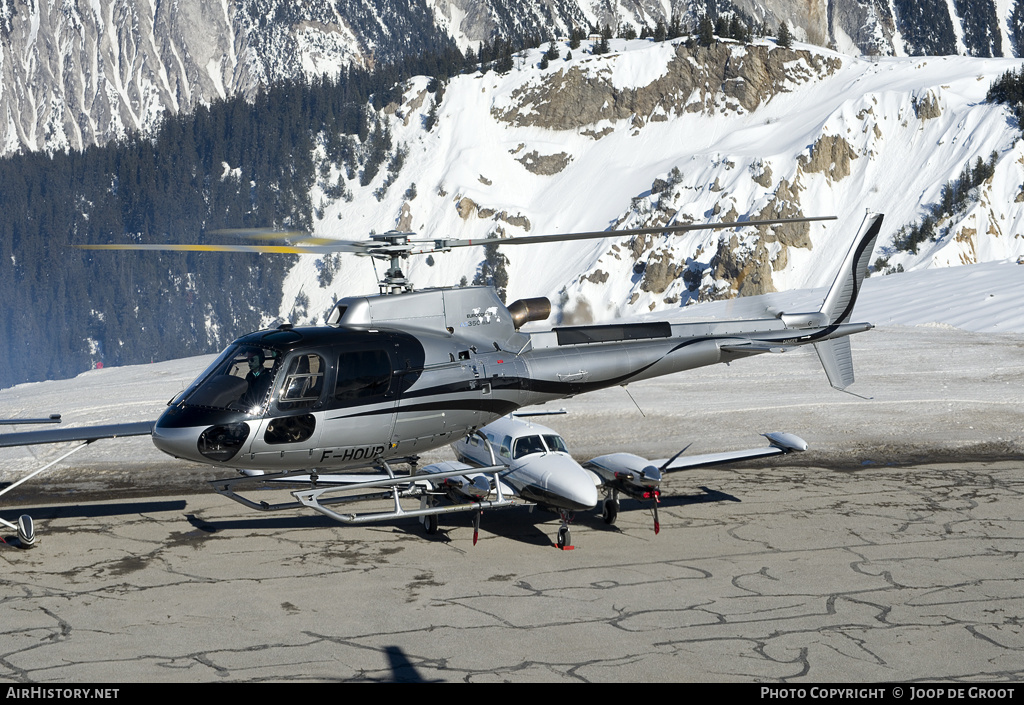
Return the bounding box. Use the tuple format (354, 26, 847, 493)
(512, 435, 546, 459)
(175, 343, 281, 414)
(542, 435, 569, 453)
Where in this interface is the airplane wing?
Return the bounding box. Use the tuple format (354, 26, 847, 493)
(585, 432, 807, 484)
(654, 432, 807, 471)
(0, 421, 155, 448)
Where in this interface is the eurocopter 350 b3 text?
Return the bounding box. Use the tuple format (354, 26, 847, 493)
(0, 212, 883, 548)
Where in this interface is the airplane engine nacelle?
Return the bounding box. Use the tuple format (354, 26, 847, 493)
(639, 465, 662, 488)
(508, 297, 551, 329)
(442, 474, 491, 499)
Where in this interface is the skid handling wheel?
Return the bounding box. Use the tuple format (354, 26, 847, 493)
(17, 515, 36, 549)
(424, 513, 439, 535)
(602, 498, 619, 526)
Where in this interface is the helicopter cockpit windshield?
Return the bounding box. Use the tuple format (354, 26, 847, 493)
(172, 344, 281, 415)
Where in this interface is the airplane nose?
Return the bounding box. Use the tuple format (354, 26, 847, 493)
(534, 456, 598, 511)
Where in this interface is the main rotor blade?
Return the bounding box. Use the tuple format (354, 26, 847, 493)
(75, 242, 370, 255)
(75, 216, 836, 257)
(430, 215, 837, 249)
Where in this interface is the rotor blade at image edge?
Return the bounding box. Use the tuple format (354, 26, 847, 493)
(73, 242, 370, 255)
(0, 421, 155, 447)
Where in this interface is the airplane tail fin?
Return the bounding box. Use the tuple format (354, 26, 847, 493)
(818, 212, 884, 325)
(772, 213, 883, 390)
(814, 212, 883, 391)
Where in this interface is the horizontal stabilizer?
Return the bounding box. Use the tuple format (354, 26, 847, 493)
(720, 341, 801, 355)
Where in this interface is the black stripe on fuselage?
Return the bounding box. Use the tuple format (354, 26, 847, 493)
(326, 337, 716, 419)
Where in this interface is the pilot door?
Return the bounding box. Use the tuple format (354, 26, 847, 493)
(246, 351, 328, 466)
(314, 343, 399, 467)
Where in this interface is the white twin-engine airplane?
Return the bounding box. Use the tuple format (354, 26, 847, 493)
(1, 213, 882, 549)
(290, 412, 808, 549)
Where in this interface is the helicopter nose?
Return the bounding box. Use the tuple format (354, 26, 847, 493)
(150, 422, 204, 461)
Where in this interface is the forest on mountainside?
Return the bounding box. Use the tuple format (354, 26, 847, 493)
(0, 51, 453, 389)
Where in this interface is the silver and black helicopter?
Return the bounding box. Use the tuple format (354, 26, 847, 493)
(0, 212, 883, 548)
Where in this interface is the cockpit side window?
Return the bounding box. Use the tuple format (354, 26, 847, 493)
(335, 348, 392, 402)
(276, 353, 325, 410)
(542, 435, 569, 453)
(499, 435, 513, 460)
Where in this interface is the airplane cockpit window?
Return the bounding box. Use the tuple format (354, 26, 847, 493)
(336, 349, 392, 402)
(276, 353, 325, 410)
(180, 344, 281, 414)
(542, 435, 569, 453)
(499, 435, 512, 460)
(512, 435, 546, 459)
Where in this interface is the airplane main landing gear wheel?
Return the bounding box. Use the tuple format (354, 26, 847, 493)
(602, 499, 619, 526)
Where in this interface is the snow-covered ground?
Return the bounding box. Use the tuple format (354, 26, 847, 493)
(2, 259, 1022, 498)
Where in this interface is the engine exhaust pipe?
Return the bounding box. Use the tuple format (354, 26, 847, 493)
(507, 297, 551, 329)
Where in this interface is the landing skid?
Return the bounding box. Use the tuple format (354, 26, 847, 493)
(212, 458, 519, 544)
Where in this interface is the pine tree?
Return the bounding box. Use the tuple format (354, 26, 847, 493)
(698, 16, 714, 46)
(777, 21, 793, 49)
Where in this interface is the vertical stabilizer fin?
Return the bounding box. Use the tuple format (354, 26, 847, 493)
(820, 213, 884, 325)
(814, 337, 854, 390)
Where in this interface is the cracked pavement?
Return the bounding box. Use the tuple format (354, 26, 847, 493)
(2, 459, 1022, 682)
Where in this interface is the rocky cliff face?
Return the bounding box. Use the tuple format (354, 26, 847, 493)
(0, 0, 354, 153)
(2, 0, 1023, 158)
(494, 42, 841, 130)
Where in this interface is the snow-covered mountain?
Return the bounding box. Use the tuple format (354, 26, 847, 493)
(2, 0, 1023, 157)
(275, 36, 1024, 327)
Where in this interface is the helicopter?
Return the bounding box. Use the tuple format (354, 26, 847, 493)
(0, 212, 883, 548)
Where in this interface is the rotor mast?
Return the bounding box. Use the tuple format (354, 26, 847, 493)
(371, 231, 414, 294)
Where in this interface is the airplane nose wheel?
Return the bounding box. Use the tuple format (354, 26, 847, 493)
(555, 509, 574, 550)
(556, 525, 571, 550)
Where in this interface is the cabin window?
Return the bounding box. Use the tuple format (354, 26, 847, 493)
(499, 435, 513, 460)
(276, 354, 325, 410)
(336, 349, 392, 401)
(264, 414, 316, 445)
